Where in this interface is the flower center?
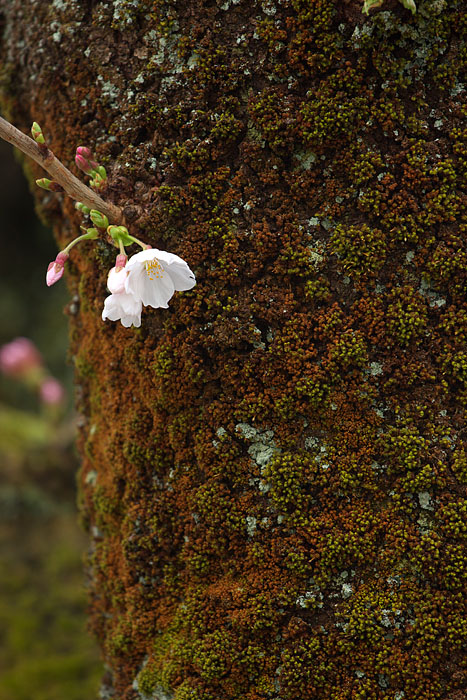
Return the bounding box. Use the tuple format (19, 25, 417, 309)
(144, 258, 164, 280)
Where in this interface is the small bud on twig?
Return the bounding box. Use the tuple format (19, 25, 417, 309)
(75, 202, 91, 215)
(362, 0, 415, 12)
(75, 153, 93, 175)
(36, 178, 63, 192)
(80, 226, 99, 240)
(399, 0, 416, 12)
(36, 178, 53, 190)
(0, 115, 123, 223)
(75, 146, 107, 190)
(90, 172, 107, 190)
(31, 122, 45, 144)
(40, 376, 65, 405)
(90, 210, 109, 229)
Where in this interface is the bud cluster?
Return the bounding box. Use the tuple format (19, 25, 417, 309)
(75, 146, 107, 190)
(24, 121, 197, 329)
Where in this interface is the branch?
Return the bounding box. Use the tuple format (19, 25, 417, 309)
(0, 115, 123, 224)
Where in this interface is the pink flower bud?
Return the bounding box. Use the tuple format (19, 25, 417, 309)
(46, 252, 68, 286)
(115, 253, 127, 271)
(76, 147, 101, 174)
(0, 337, 42, 377)
(76, 146, 93, 158)
(75, 153, 93, 175)
(39, 377, 65, 405)
(55, 252, 68, 265)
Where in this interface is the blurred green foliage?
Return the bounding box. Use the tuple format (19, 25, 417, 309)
(0, 140, 101, 699)
(0, 511, 102, 700)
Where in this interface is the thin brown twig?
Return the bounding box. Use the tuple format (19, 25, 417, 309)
(0, 115, 123, 224)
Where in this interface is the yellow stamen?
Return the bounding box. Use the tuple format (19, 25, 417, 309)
(144, 258, 164, 280)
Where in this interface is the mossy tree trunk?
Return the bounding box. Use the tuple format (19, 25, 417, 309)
(1, 0, 467, 698)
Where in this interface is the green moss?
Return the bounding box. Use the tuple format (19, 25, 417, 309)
(330, 223, 386, 279)
(92, 484, 122, 531)
(73, 351, 95, 379)
(328, 330, 369, 380)
(294, 372, 330, 407)
(299, 87, 370, 147)
(452, 447, 467, 484)
(304, 276, 332, 302)
(107, 631, 133, 656)
(263, 451, 317, 518)
(349, 148, 384, 185)
(386, 286, 429, 347)
(191, 629, 236, 681)
(174, 682, 216, 700)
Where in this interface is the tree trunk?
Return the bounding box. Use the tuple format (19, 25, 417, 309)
(1, 1, 466, 698)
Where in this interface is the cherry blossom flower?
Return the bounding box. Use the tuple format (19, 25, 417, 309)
(40, 377, 65, 405)
(0, 337, 42, 376)
(125, 249, 196, 309)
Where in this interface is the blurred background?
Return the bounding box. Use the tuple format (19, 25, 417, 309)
(0, 140, 102, 700)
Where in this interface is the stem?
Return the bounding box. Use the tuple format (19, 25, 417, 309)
(0, 115, 123, 224)
(128, 234, 149, 249)
(63, 231, 98, 254)
(118, 238, 126, 256)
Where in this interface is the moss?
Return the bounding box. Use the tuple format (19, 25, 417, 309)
(174, 682, 216, 700)
(73, 351, 95, 379)
(386, 285, 429, 347)
(452, 446, 467, 484)
(263, 451, 317, 518)
(330, 223, 387, 280)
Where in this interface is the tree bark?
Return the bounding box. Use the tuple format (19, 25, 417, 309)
(1, 1, 466, 699)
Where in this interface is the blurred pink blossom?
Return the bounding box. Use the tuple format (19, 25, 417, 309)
(0, 337, 42, 377)
(39, 377, 65, 405)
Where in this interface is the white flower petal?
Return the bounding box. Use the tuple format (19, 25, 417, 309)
(107, 267, 128, 294)
(142, 268, 174, 308)
(102, 295, 121, 322)
(155, 250, 196, 291)
(102, 292, 142, 327)
(121, 313, 141, 328)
